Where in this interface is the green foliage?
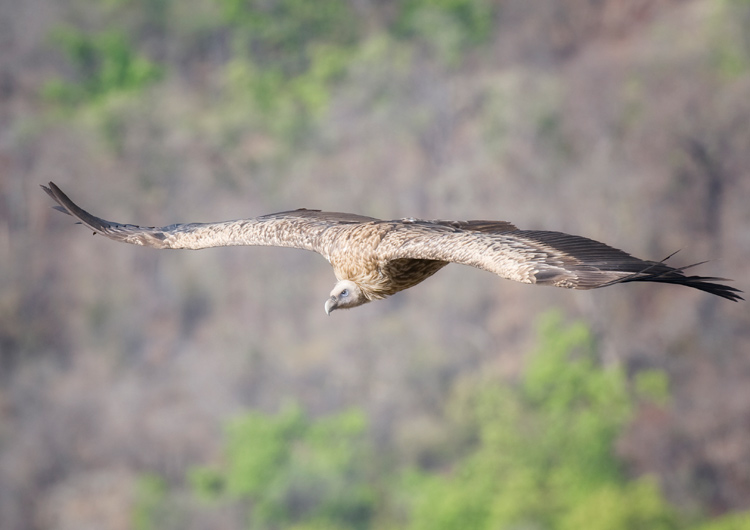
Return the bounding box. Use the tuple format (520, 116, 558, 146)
(224, 42, 354, 144)
(219, 0, 359, 74)
(131, 314, 747, 530)
(132, 474, 169, 530)
(693, 511, 750, 530)
(43, 29, 162, 106)
(709, 0, 750, 79)
(559, 478, 678, 530)
(214, 0, 360, 144)
(394, 0, 496, 62)
(41, 0, 499, 145)
(217, 0, 498, 141)
(403, 313, 676, 530)
(633, 369, 671, 406)
(191, 404, 375, 529)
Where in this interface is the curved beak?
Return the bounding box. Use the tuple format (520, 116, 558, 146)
(324, 296, 337, 316)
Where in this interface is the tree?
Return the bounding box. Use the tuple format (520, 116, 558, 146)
(403, 313, 680, 530)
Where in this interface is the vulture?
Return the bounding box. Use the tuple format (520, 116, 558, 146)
(42, 182, 742, 314)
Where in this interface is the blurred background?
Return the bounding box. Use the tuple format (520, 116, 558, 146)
(1, 0, 750, 528)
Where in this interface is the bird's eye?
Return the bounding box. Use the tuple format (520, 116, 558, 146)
(340, 289, 349, 297)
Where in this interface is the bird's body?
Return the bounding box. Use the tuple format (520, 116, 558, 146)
(42, 182, 743, 313)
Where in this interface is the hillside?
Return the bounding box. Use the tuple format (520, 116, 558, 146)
(1, 0, 749, 528)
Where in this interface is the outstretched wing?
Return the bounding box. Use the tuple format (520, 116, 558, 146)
(42, 183, 741, 301)
(42, 182, 377, 260)
(377, 221, 743, 301)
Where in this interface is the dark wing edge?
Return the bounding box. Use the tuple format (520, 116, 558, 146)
(518, 231, 743, 302)
(379, 226, 743, 302)
(427, 219, 519, 233)
(596, 255, 744, 302)
(42, 182, 181, 248)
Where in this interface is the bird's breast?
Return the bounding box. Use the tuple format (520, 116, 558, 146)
(327, 224, 406, 299)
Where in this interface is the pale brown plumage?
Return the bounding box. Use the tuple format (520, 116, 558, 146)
(41, 182, 743, 313)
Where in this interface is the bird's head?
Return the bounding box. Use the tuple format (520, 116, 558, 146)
(325, 280, 369, 315)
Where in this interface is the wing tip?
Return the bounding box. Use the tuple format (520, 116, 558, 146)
(611, 262, 744, 302)
(41, 181, 114, 234)
(42, 182, 74, 217)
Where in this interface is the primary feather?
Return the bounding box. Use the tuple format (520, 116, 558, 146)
(42, 182, 743, 313)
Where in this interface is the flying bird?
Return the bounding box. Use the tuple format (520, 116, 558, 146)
(42, 182, 742, 313)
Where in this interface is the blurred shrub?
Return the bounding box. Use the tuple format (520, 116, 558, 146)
(190, 404, 375, 529)
(223, 42, 354, 144)
(393, 0, 496, 62)
(402, 312, 680, 530)
(633, 369, 671, 406)
(43, 29, 162, 106)
(709, 0, 750, 79)
(693, 512, 750, 530)
(214, 0, 359, 143)
(132, 474, 170, 530)
(40, 0, 499, 144)
(218, 0, 359, 73)
(131, 314, 749, 529)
